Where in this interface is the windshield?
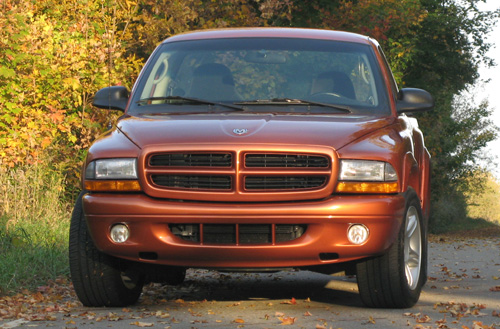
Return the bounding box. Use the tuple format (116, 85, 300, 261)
(130, 37, 389, 116)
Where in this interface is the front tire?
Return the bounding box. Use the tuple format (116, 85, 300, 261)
(69, 192, 145, 307)
(356, 190, 427, 308)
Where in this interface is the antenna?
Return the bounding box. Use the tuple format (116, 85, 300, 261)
(106, 0, 113, 129)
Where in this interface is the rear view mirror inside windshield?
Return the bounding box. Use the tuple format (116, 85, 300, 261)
(244, 50, 287, 64)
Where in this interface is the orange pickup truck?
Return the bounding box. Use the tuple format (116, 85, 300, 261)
(69, 28, 433, 308)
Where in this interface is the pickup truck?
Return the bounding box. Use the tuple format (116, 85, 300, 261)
(69, 28, 433, 308)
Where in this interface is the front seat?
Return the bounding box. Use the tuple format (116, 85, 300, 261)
(310, 71, 356, 99)
(187, 63, 238, 101)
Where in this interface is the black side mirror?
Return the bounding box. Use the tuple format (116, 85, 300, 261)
(92, 86, 129, 112)
(397, 88, 434, 113)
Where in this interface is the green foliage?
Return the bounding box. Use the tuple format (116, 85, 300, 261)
(428, 186, 468, 234)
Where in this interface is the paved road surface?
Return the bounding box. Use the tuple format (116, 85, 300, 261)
(1, 235, 499, 329)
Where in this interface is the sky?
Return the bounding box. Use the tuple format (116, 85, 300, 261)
(477, 0, 500, 176)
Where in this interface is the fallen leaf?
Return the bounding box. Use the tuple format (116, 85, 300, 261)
(130, 321, 154, 327)
(304, 311, 313, 316)
(368, 316, 376, 324)
(233, 318, 245, 323)
(489, 286, 500, 292)
(45, 315, 57, 321)
(155, 311, 170, 319)
(108, 312, 123, 321)
(279, 316, 296, 325)
(281, 298, 297, 305)
(416, 315, 431, 323)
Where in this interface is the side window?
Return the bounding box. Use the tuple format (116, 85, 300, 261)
(377, 46, 398, 100)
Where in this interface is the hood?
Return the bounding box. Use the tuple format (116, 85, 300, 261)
(116, 113, 395, 151)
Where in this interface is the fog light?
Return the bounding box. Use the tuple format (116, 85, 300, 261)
(347, 224, 369, 245)
(110, 224, 130, 243)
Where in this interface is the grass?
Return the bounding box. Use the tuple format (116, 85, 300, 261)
(0, 164, 72, 295)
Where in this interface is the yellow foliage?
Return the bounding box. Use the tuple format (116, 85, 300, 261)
(0, 0, 288, 185)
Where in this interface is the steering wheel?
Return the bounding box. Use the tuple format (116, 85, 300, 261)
(310, 92, 344, 98)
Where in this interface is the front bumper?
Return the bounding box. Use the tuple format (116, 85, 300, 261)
(83, 193, 405, 268)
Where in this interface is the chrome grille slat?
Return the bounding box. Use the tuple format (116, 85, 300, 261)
(150, 153, 232, 167)
(245, 154, 329, 168)
(245, 176, 327, 190)
(152, 175, 231, 190)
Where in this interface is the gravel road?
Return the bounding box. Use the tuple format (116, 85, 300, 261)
(1, 234, 499, 329)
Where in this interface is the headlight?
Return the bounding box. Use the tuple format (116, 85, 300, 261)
(86, 158, 138, 179)
(84, 158, 141, 192)
(336, 160, 398, 194)
(339, 160, 397, 182)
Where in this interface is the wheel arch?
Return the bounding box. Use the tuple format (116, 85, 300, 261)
(400, 150, 430, 223)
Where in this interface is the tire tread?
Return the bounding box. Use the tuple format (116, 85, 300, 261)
(69, 192, 143, 307)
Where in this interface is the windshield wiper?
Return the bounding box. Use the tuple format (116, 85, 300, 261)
(235, 98, 351, 113)
(137, 96, 246, 112)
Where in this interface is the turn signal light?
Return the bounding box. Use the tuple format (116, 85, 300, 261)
(336, 181, 398, 194)
(84, 180, 141, 192)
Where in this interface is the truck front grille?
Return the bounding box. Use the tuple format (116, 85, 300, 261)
(151, 175, 232, 190)
(169, 224, 307, 245)
(144, 149, 333, 201)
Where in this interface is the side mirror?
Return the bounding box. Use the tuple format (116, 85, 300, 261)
(92, 86, 129, 112)
(396, 88, 434, 113)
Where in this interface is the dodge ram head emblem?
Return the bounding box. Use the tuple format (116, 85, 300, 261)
(233, 128, 248, 135)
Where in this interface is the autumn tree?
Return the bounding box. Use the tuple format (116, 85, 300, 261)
(283, 0, 499, 231)
(403, 0, 499, 230)
(0, 0, 143, 175)
(0, 0, 278, 174)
